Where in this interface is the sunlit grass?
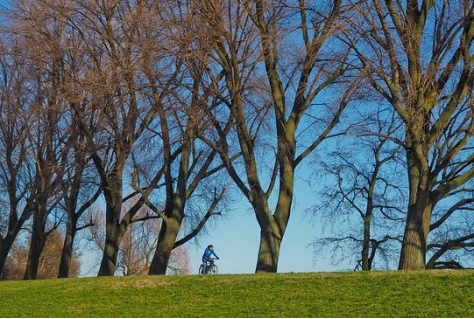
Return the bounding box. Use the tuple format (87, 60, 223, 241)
(1, 270, 473, 317)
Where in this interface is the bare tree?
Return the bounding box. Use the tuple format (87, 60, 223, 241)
(348, 0, 474, 269)
(0, 35, 36, 279)
(0, 0, 102, 279)
(192, 0, 355, 272)
(55, 49, 101, 278)
(22, 82, 65, 280)
(5, 1, 75, 279)
(137, 1, 233, 275)
(2, 0, 226, 278)
(50, 0, 187, 276)
(57, 139, 100, 278)
(311, 107, 405, 270)
(3, 230, 80, 280)
(0, 4, 68, 279)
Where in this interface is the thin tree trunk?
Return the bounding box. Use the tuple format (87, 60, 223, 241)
(362, 215, 371, 271)
(0, 204, 32, 279)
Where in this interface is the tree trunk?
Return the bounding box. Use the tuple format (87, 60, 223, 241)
(398, 217, 425, 269)
(398, 203, 432, 270)
(98, 198, 126, 276)
(148, 213, 183, 275)
(98, 177, 126, 276)
(399, 150, 432, 270)
(255, 226, 282, 273)
(23, 215, 47, 280)
(98, 224, 125, 276)
(0, 204, 32, 279)
(362, 214, 371, 271)
(253, 151, 293, 273)
(57, 217, 76, 278)
(0, 235, 16, 279)
(253, 195, 287, 273)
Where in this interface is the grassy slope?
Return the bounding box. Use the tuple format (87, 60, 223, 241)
(1, 270, 473, 317)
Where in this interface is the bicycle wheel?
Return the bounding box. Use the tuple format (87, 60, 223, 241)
(210, 264, 218, 274)
(198, 265, 204, 274)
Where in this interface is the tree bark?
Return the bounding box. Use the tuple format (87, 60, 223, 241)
(23, 208, 48, 280)
(98, 185, 126, 276)
(57, 218, 75, 278)
(362, 215, 371, 271)
(98, 225, 125, 276)
(255, 226, 282, 273)
(148, 211, 183, 275)
(399, 146, 432, 270)
(0, 205, 30, 279)
(0, 235, 16, 279)
(399, 201, 432, 270)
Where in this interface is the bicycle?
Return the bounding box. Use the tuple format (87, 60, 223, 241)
(198, 258, 218, 274)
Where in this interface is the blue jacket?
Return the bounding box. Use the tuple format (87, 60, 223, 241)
(202, 247, 219, 261)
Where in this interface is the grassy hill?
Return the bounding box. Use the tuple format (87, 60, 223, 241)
(1, 270, 473, 317)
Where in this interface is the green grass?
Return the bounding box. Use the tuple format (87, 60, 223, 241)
(1, 270, 473, 317)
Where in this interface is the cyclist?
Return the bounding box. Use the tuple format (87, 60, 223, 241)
(202, 244, 219, 272)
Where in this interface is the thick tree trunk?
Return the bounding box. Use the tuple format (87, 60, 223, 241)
(98, 224, 124, 276)
(24, 205, 48, 280)
(23, 222, 47, 280)
(148, 214, 182, 275)
(255, 227, 282, 273)
(23, 239, 44, 280)
(253, 154, 293, 273)
(398, 217, 425, 270)
(0, 235, 16, 279)
(58, 218, 76, 278)
(253, 197, 287, 273)
(98, 180, 126, 276)
(398, 203, 432, 270)
(98, 206, 125, 276)
(399, 150, 432, 270)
